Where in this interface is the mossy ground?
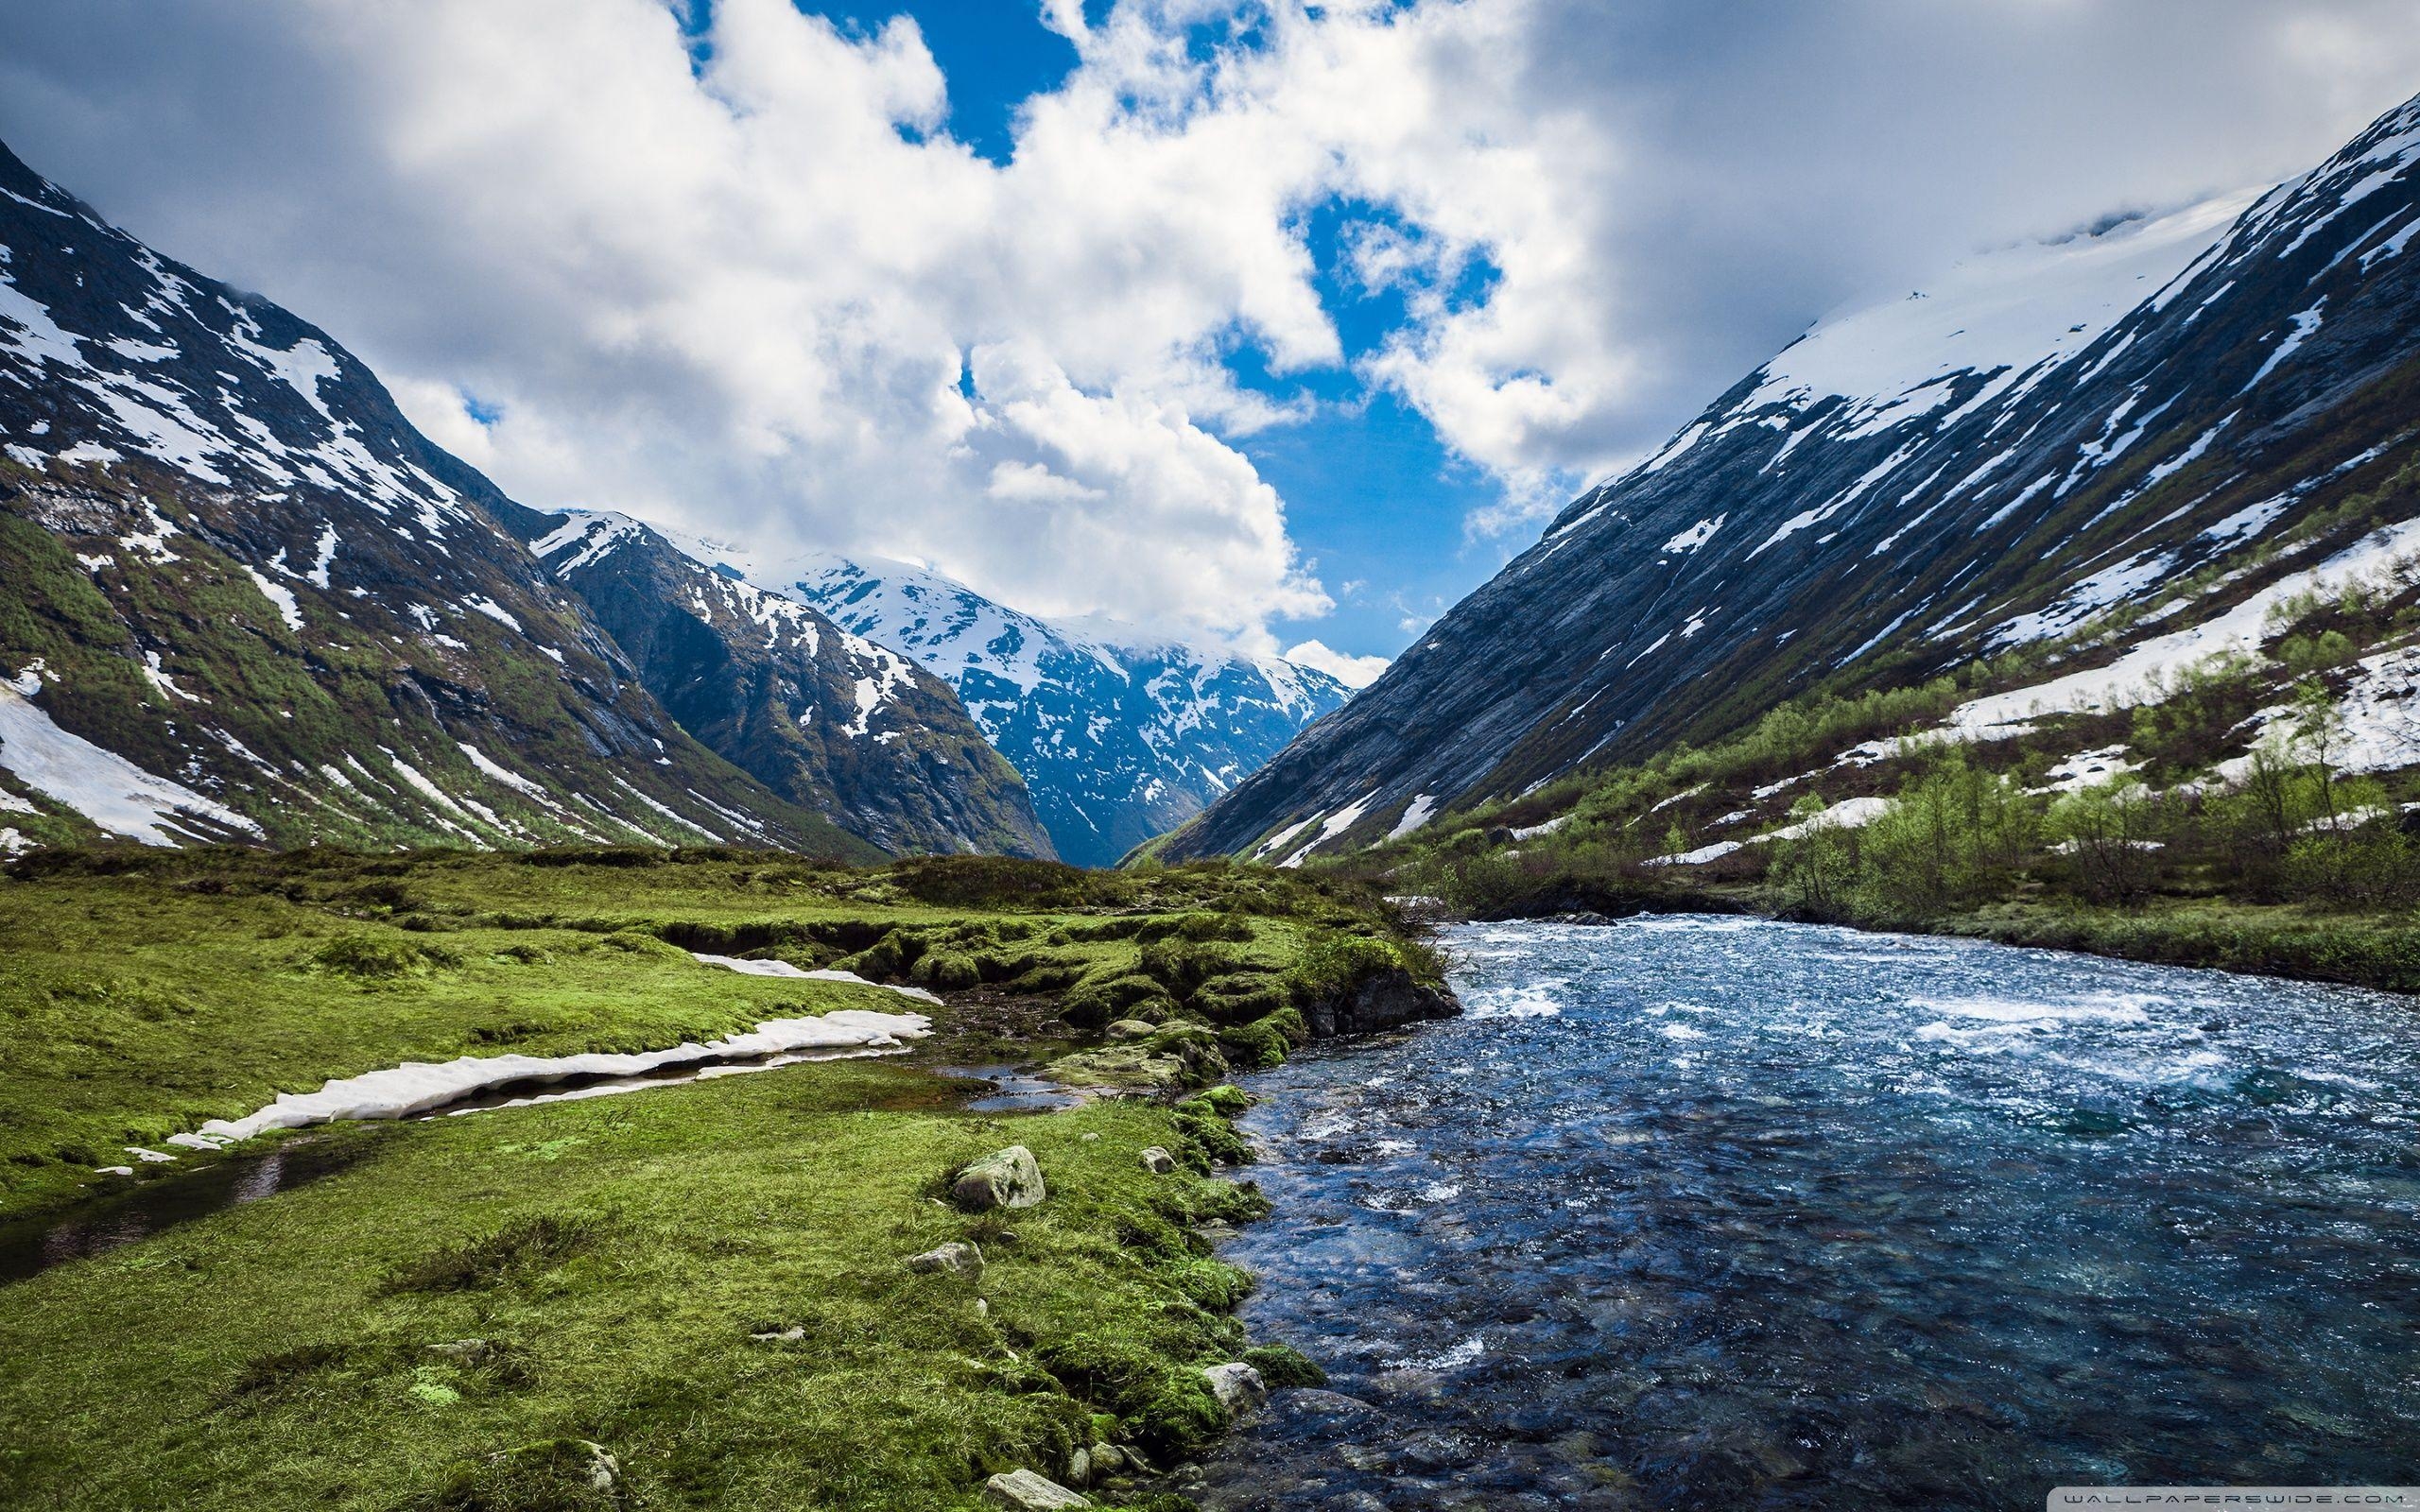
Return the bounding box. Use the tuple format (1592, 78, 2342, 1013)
(0, 846, 1436, 1511)
(0, 1060, 1259, 1510)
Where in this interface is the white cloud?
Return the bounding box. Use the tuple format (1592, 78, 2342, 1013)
(5, 0, 2420, 633)
(1283, 639, 1391, 689)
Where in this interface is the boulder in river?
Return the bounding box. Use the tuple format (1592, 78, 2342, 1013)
(1201, 1361, 1269, 1416)
(981, 1468, 1090, 1508)
(1138, 1146, 1177, 1175)
(953, 1146, 1046, 1211)
(906, 1240, 985, 1280)
(1303, 969, 1457, 1039)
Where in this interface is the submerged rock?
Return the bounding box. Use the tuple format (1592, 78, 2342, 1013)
(906, 1240, 985, 1280)
(953, 1146, 1046, 1211)
(981, 1468, 1090, 1508)
(1138, 1145, 1177, 1175)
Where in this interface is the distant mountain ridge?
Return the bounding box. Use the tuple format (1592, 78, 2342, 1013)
(647, 542, 1355, 866)
(1167, 89, 2420, 861)
(525, 511, 1051, 857)
(0, 139, 1036, 857)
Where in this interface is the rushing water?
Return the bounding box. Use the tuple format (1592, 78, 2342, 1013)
(1187, 918, 2420, 1510)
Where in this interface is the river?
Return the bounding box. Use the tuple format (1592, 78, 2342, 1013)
(1186, 917, 2420, 1509)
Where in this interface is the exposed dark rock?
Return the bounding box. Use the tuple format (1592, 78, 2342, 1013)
(1302, 969, 1459, 1039)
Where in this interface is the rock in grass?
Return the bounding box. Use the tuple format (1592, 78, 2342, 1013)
(1138, 1145, 1177, 1175)
(953, 1145, 1046, 1211)
(1065, 1446, 1091, 1487)
(424, 1338, 494, 1365)
(982, 1467, 1091, 1508)
(906, 1240, 984, 1280)
(1201, 1361, 1269, 1416)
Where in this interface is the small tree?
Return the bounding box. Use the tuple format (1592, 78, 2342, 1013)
(1770, 795, 1856, 918)
(2048, 777, 2164, 905)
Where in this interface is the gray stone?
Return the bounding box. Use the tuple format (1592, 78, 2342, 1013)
(953, 1145, 1046, 1211)
(424, 1338, 494, 1365)
(906, 1240, 985, 1280)
(1106, 1019, 1157, 1040)
(1138, 1145, 1177, 1175)
(1201, 1361, 1269, 1416)
(1064, 1447, 1091, 1487)
(981, 1468, 1090, 1509)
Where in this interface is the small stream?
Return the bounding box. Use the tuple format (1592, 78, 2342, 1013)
(1188, 917, 2420, 1509)
(0, 1042, 950, 1283)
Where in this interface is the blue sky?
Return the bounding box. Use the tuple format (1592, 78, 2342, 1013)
(806, 0, 1517, 661)
(7, 0, 2419, 680)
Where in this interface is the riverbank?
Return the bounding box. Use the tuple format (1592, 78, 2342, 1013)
(1418, 868, 2420, 998)
(0, 846, 1451, 1511)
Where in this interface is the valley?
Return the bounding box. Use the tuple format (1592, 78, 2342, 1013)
(0, 847, 1447, 1511)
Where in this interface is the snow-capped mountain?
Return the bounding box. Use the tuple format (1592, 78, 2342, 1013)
(657, 547, 1353, 866)
(1169, 89, 2420, 861)
(526, 512, 1050, 858)
(0, 138, 1027, 857)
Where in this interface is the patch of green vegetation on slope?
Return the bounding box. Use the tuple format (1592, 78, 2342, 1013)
(1308, 459, 2420, 993)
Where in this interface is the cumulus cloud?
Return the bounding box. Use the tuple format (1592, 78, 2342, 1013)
(4, 0, 2419, 638)
(1282, 639, 1392, 690)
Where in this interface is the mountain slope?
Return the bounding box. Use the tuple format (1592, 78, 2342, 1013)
(0, 138, 963, 858)
(783, 556, 1352, 866)
(524, 511, 1052, 858)
(1169, 90, 2420, 862)
(666, 549, 1353, 866)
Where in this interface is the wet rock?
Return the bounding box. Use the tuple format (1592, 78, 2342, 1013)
(953, 1146, 1046, 1211)
(1201, 1362, 1269, 1416)
(982, 1468, 1090, 1508)
(906, 1240, 985, 1280)
(1302, 970, 1458, 1039)
(1138, 1145, 1177, 1175)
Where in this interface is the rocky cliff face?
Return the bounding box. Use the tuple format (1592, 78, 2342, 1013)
(526, 512, 1052, 859)
(1169, 91, 2420, 862)
(689, 550, 1353, 867)
(0, 139, 1006, 858)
